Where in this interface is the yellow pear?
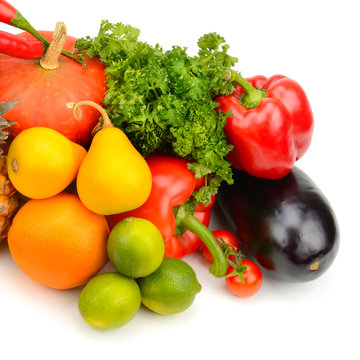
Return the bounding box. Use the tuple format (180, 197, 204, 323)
(69, 101, 152, 216)
(7, 127, 86, 199)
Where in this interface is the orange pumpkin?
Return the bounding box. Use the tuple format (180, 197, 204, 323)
(0, 31, 107, 147)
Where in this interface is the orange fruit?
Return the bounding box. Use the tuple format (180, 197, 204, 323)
(7, 192, 109, 289)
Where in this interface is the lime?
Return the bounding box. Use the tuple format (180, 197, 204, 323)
(107, 217, 165, 278)
(78, 272, 141, 330)
(137, 257, 202, 315)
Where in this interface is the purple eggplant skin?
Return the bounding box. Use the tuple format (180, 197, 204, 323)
(217, 167, 340, 282)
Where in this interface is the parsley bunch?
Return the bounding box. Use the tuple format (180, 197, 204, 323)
(76, 21, 239, 204)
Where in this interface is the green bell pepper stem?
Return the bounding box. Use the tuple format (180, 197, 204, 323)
(223, 69, 267, 108)
(9, 10, 84, 65)
(175, 205, 228, 278)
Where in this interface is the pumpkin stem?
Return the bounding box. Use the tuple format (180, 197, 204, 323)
(40, 22, 67, 70)
(66, 101, 113, 135)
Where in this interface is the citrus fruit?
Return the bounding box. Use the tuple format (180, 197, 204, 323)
(137, 257, 202, 315)
(78, 272, 141, 330)
(6, 127, 86, 199)
(107, 217, 165, 278)
(7, 192, 109, 289)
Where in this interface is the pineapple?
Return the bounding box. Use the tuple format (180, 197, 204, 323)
(0, 101, 20, 243)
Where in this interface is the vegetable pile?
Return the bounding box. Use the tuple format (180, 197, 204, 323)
(75, 21, 239, 204)
(0, 0, 339, 332)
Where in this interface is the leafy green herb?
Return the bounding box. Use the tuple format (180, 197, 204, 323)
(75, 20, 239, 205)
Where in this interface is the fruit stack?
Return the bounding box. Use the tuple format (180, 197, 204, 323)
(2, 101, 203, 330)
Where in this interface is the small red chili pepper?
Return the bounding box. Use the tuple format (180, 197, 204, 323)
(107, 153, 233, 278)
(0, 30, 43, 59)
(0, 0, 44, 41)
(0, 0, 83, 64)
(0, 0, 16, 24)
(216, 71, 314, 179)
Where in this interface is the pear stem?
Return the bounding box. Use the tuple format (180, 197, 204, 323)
(66, 100, 113, 135)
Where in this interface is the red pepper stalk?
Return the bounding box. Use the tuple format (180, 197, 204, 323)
(216, 70, 314, 179)
(0, 0, 83, 63)
(107, 154, 234, 278)
(158, 170, 214, 258)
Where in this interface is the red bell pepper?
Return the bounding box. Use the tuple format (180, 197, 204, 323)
(107, 153, 232, 278)
(216, 71, 314, 179)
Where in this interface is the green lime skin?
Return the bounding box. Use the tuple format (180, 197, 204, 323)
(78, 272, 141, 330)
(137, 257, 202, 315)
(107, 217, 165, 278)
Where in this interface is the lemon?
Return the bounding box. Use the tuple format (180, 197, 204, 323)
(78, 272, 141, 330)
(137, 257, 202, 315)
(7, 126, 86, 199)
(107, 217, 165, 278)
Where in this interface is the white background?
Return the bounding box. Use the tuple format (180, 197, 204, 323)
(0, 0, 358, 358)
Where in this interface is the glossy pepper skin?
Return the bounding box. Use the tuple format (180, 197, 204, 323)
(107, 154, 230, 278)
(0, 0, 83, 64)
(106, 154, 216, 259)
(0, 30, 43, 59)
(216, 74, 314, 179)
(0, 0, 16, 24)
(0, 0, 43, 59)
(217, 166, 339, 282)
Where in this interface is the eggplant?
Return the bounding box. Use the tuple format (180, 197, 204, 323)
(217, 167, 339, 282)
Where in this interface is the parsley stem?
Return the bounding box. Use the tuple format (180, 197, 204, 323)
(152, 87, 161, 99)
(201, 50, 219, 65)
